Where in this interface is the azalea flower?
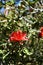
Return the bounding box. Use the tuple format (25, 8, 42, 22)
(39, 27, 43, 38)
(9, 30, 28, 42)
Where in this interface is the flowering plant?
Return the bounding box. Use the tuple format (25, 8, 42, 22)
(0, 0, 43, 65)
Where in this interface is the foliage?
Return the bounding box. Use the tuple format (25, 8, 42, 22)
(0, 0, 43, 65)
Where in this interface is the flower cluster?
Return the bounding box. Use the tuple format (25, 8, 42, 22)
(39, 27, 43, 38)
(9, 30, 28, 42)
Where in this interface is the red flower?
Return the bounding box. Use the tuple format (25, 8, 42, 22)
(39, 27, 43, 38)
(9, 30, 28, 42)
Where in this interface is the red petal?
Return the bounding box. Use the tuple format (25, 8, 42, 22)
(10, 37, 15, 41)
(40, 27, 43, 32)
(39, 32, 43, 38)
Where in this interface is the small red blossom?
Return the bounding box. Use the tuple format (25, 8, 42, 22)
(39, 27, 43, 38)
(9, 30, 28, 42)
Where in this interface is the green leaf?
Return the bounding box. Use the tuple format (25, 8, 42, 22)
(17, 22, 23, 27)
(23, 47, 33, 55)
(10, 0, 14, 4)
(0, 50, 3, 54)
(3, 52, 10, 59)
